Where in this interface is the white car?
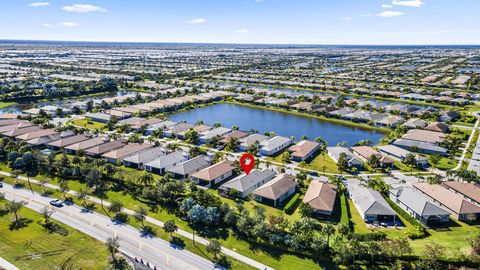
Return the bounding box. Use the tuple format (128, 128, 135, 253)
(49, 199, 63, 207)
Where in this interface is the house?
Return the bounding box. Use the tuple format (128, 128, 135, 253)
(191, 160, 235, 187)
(389, 187, 450, 226)
(401, 129, 446, 144)
(442, 182, 480, 206)
(176, 125, 211, 140)
(123, 147, 166, 169)
(1, 125, 41, 138)
(378, 145, 428, 167)
(287, 140, 320, 162)
(252, 174, 298, 207)
(239, 134, 270, 151)
(85, 112, 111, 123)
(0, 122, 34, 134)
(219, 169, 276, 198)
(102, 143, 153, 164)
(376, 115, 405, 127)
(259, 136, 293, 156)
(16, 129, 58, 141)
(440, 111, 460, 122)
(166, 155, 210, 180)
(351, 146, 394, 168)
(220, 130, 249, 144)
(84, 140, 126, 157)
(303, 180, 337, 216)
(145, 151, 189, 175)
(403, 118, 427, 129)
(393, 139, 447, 156)
(347, 183, 397, 224)
(412, 183, 480, 222)
(424, 122, 449, 133)
(47, 134, 90, 151)
(0, 119, 28, 127)
(145, 121, 178, 136)
(0, 114, 21, 120)
(199, 127, 232, 144)
(25, 130, 69, 146)
(131, 118, 164, 132)
(64, 137, 109, 155)
(327, 147, 363, 168)
(163, 123, 193, 138)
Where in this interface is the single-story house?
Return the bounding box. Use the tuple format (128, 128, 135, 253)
(85, 112, 111, 123)
(47, 134, 90, 151)
(259, 136, 293, 156)
(252, 174, 298, 207)
(219, 169, 276, 198)
(166, 155, 210, 180)
(1, 125, 41, 138)
(303, 180, 337, 216)
(403, 118, 427, 129)
(389, 187, 450, 226)
(442, 181, 480, 206)
(102, 143, 153, 164)
(393, 139, 448, 156)
(402, 129, 446, 144)
(327, 146, 364, 168)
(424, 122, 449, 133)
(199, 127, 232, 144)
(145, 151, 189, 175)
(145, 121, 178, 136)
(412, 183, 480, 222)
(351, 146, 394, 168)
(288, 140, 320, 162)
(347, 183, 397, 224)
(378, 145, 428, 167)
(191, 160, 235, 187)
(123, 147, 166, 169)
(176, 125, 211, 140)
(84, 140, 126, 157)
(16, 128, 58, 141)
(239, 134, 270, 151)
(163, 123, 194, 138)
(220, 130, 249, 144)
(64, 137, 109, 155)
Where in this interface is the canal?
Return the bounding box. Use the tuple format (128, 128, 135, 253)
(168, 103, 385, 146)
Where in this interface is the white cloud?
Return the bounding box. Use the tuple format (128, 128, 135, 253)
(62, 4, 107, 13)
(382, 4, 393, 8)
(392, 0, 424, 7)
(360, 14, 372, 17)
(341, 17, 352, 21)
(59, 22, 79, 27)
(188, 18, 206, 24)
(29, 2, 50, 7)
(235, 29, 250, 34)
(376, 11, 404, 17)
(42, 23, 54, 28)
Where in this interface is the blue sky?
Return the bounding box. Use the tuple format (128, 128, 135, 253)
(0, 0, 479, 45)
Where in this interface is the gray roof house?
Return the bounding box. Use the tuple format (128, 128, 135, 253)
(347, 183, 397, 224)
(239, 134, 269, 151)
(252, 174, 298, 207)
(163, 123, 194, 138)
(393, 139, 447, 156)
(259, 136, 293, 156)
(145, 151, 189, 175)
(389, 187, 450, 226)
(199, 127, 232, 143)
(327, 147, 364, 168)
(167, 155, 210, 180)
(123, 147, 166, 169)
(145, 121, 178, 136)
(219, 169, 276, 198)
(378, 145, 428, 167)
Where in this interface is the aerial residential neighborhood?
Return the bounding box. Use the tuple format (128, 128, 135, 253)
(0, 1, 480, 270)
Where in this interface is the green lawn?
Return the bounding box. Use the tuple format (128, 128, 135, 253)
(0, 202, 109, 270)
(432, 157, 458, 171)
(306, 153, 340, 174)
(70, 118, 106, 130)
(0, 101, 17, 109)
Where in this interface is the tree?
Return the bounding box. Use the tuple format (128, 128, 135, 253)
(164, 219, 178, 239)
(39, 178, 49, 194)
(106, 236, 120, 264)
(134, 206, 148, 227)
(367, 154, 380, 168)
(426, 175, 442, 184)
(77, 188, 89, 207)
(429, 154, 442, 168)
(58, 180, 70, 200)
(418, 242, 446, 270)
(337, 223, 350, 237)
(337, 152, 349, 172)
(6, 200, 27, 223)
(322, 224, 335, 250)
(41, 206, 53, 226)
(299, 203, 314, 218)
(109, 200, 124, 219)
(137, 173, 154, 187)
(281, 152, 291, 163)
(403, 153, 418, 168)
(206, 240, 222, 260)
(468, 233, 480, 257)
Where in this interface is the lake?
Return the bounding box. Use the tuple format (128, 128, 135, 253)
(168, 103, 385, 146)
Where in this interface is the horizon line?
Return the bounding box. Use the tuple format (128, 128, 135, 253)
(1, 38, 480, 47)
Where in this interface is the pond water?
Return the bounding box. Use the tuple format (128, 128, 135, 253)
(168, 103, 385, 146)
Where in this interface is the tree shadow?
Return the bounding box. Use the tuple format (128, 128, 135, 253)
(140, 225, 156, 238)
(169, 236, 185, 250)
(9, 218, 32, 230)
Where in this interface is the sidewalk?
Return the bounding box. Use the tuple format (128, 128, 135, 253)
(0, 257, 20, 270)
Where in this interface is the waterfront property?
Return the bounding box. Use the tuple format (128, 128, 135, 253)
(168, 103, 385, 146)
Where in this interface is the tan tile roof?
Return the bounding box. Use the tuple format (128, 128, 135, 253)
(288, 140, 320, 158)
(303, 181, 337, 212)
(47, 134, 90, 148)
(402, 129, 446, 144)
(16, 129, 57, 140)
(413, 183, 480, 215)
(191, 160, 235, 182)
(442, 181, 480, 204)
(102, 143, 153, 159)
(1, 125, 41, 137)
(85, 140, 126, 155)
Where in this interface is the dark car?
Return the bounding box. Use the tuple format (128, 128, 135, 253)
(0, 182, 3, 188)
(308, 171, 319, 176)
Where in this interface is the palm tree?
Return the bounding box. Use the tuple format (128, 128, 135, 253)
(206, 240, 222, 261)
(77, 188, 89, 207)
(322, 224, 335, 250)
(106, 236, 120, 264)
(164, 219, 178, 240)
(6, 200, 26, 223)
(134, 206, 148, 227)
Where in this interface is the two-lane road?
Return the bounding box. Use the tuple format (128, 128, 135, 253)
(1, 183, 215, 270)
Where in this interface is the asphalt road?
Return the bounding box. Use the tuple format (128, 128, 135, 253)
(1, 183, 216, 270)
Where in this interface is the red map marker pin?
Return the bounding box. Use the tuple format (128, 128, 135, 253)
(240, 153, 255, 175)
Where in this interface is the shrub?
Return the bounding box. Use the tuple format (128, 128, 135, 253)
(339, 193, 352, 230)
(284, 193, 301, 215)
(385, 197, 428, 239)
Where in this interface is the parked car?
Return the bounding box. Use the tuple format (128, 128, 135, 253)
(0, 182, 3, 188)
(49, 199, 63, 207)
(308, 171, 318, 176)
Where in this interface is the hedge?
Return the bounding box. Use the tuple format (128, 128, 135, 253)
(339, 193, 352, 230)
(385, 197, 428, 239)
(284, 193, 301, 215)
